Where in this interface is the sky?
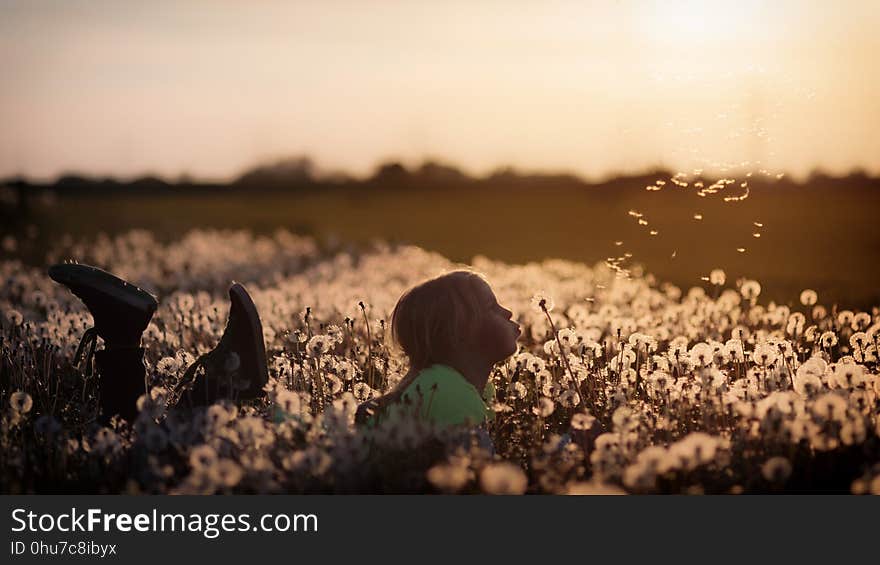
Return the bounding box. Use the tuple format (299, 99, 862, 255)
(1, 0, 879, 182)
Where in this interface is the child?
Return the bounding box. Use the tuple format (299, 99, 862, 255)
(49, 263, 521, 435)
(356, 271, 521, 431)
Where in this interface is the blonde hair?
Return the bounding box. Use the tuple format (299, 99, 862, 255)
(356, 270, 489, 423)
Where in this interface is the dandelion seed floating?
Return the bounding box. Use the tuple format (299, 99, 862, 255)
(671, 250, 677, 258)
(753, 221, 763, 227)
(693, 213, 703, 220)
(723, 185, 750, 202)
(752, 233, 761, 238)
(638, 219, 649, 226)
(614, 241, 623, 246)
(649, 230, 659, 236)
(736, 247, 746, 253)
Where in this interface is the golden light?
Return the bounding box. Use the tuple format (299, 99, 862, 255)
(636, 0, 774, 46)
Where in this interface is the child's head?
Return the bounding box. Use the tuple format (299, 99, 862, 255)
(391, 270, 520, 371)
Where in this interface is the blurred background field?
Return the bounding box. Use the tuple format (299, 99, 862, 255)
(2, 163, 878, 309)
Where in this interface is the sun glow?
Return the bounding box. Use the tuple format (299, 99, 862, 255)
(637, 0, 774, 46)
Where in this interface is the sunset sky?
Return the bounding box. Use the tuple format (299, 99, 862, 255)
(2, 0, 879, 182)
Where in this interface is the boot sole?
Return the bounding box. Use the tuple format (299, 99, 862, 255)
(48, 264, 158, 315)
(229, 283, 268, 398)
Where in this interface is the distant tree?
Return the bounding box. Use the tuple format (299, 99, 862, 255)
(372, 161, 409, 187)
(415, 160, 469, 186)
(234, 156, 315, 190)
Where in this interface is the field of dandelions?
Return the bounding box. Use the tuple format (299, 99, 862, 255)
(2, 228, 879, 494)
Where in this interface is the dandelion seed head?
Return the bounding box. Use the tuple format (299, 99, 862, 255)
(480, 462, 528, 495)
(9, 391, 33, 414)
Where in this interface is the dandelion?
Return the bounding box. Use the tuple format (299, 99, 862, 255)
(532, 397, 555, 418)
(210, 459, 244, 488)
(752, 343, 778, 367)
(480, 462, 528, 495)
(275, 389, 302, 415)
(709, 269, 726, 286)
(205, 403, 234, 428)
(353, 382, 374, 401)
(190, 444, 219, 471)
(676, 432, 719, 467)
(837, 311, 855, 328)
(507, 381, 528, 400)
(306, 335, 332, 356)
(156, 356, 180, 375)
(794, 372, 822, 397)
(571, 412, 596, 431)
(531, 293, 554, 314)
(612, 406, 638, 431)
(9, 391, 33, 414)
(558, 388, 580, 408)
(93, 428, 121, 455)
(427, 464, 470, 493)
(5, 309, 23, 326)
(851, 312, 871, 331)
(832, 363, 864, 389)
(811, 393, 848, 421)
(740, 280, 761, 301)
(334, 359, 359, 381)
(761, 457, 792, 483)
(689, 343, 714, 367)
(820, 331, 838, 349)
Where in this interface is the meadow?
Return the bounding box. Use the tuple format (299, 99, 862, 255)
(4, 167, 880, 309)
(2, 226, 879, 494)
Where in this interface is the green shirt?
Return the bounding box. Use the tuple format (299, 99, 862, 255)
(368, 364, 495, 429)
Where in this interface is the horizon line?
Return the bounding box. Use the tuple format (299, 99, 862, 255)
(4, 155, 880, 187)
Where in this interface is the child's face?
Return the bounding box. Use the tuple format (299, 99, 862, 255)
(472, 281, 520, 364)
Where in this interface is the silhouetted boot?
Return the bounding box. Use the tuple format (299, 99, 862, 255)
(94, 348, 147, 422)
(48, 263, 158, 423)
(181, 283, 268, 405)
